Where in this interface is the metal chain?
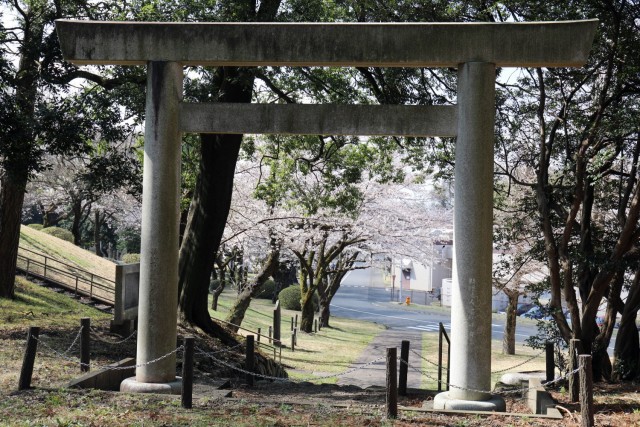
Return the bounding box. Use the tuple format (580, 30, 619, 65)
(90, 327, 137, 345)
(491, 348, 546, 374)
(195, 343, 244, 357)
(403, 357, 581, 396)
(410, 347, 546, 375)
(409, 348, 441, 368)
(198, 347, 388, 383)
(61, 326, 84, 356)
(31, 334, 182, 371)
(103, 346, 184, 371)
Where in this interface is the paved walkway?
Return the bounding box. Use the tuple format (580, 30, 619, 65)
(337, 329, 423, 389)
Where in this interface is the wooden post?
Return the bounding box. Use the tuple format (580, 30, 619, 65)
(399, 340, 410, 396)
(246, 335, 255, 386)
(18, 326, 40, 390)
(182, 336, 194, 409)
(545, 341, 554, 383)
(268, 326, 273, 343)
(291, 328, 296, 352)
(290, 316, 294, 332)
(294, 314, 298, 329)
(438, 325, 443, 391)
(273, 301, 281, 346)
(569, 338, 580, 402)
(579, 355, 594, 427)
(80, 317, 91, 372)
(314, 319, 318, 333)
(257, 327, 261, 343)
(386, 347, 398, 419)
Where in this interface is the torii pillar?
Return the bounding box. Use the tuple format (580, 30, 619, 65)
(55, 19, 597, 406)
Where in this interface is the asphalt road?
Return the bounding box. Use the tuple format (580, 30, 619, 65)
(330, 285, 615, 354)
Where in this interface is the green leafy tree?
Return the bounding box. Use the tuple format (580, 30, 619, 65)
(0, 0, 137, 297)
(493, 0, 640, 380)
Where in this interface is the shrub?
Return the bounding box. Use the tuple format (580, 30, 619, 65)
(40, 226, 74, 243)
(27, 223, 44, 230)
(278, 284, 319, 311)
(122, 253, 141, 264)
(255, 278, 276, 299)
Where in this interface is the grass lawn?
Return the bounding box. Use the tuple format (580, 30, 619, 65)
(209, 290, 386, 382)
(0, 279, 638, 426)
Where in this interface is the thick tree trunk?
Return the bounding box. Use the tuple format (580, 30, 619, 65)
(503, 291, 519, 355)
(613, 269, 640, 380)
(0, 173, 28, 298)
(226, 248, 280, 331)
(319, 299, 330, 328)
(178, 131, 243, 339)
(0, 5, 45, 298)
(300, 290, 315, 333)
(177, 0, 281, 340)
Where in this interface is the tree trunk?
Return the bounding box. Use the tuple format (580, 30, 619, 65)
(71, 200, 83, 245)
(226, 247, 280, 331)
(319, 299, 330, 328)
(177, 131, 243, 339)
(300, 290, 315, 333)
(0, 173, 28, 298)
(613, 268, 640, 380)
(94, 210, 104, 256)
(177, 0, 281, 340)
(503, 290, 519, 355)
(211, 280, 226, 311)
(0, 4, 45, 299)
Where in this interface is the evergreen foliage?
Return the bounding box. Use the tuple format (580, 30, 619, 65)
(40, 227, 74, 243)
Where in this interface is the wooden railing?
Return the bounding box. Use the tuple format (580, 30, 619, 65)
(16, 246, 116, 306)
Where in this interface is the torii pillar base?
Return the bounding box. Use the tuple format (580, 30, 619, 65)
(433, 392, 506, 412)
(120, 376, 182, 395)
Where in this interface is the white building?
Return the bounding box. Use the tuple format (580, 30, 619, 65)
(389, 240, 453, 295)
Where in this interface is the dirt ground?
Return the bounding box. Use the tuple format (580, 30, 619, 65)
(3, 317, 640, 426)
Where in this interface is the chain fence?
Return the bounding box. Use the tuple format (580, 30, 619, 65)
(24, 325, 579, 399)
(90, 327, 137, 345)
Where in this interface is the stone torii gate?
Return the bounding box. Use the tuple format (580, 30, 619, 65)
(56, 19, 596, 410)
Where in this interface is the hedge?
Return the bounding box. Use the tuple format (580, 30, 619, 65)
(122, 253, 141, 264)
(278, 284, 319, 311)
(40, 226, 74, 243)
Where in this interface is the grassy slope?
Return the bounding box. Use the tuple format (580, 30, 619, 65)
(19, 225, 116, 281)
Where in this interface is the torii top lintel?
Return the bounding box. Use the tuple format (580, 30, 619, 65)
(55, 19, 598, 68)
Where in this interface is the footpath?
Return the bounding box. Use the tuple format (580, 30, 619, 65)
(337, 328, 424, 389)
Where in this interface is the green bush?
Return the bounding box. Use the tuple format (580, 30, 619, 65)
(122, 253, 141, 264)
(255, 278, 276, 299)
(27, 223, 44, 230)
(278, 284, 319, 311)
(40, 226, 74, 243)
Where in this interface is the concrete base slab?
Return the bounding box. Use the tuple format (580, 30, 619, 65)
(432, 392, 506, 412)
(120, 376, 182, 395)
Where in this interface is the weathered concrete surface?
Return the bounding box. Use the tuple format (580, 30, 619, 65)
(446, 62, 496, 403)
(181, 103, 457, 137)
(134, 61, 183, 385)
(433, 392, 506, 411)
(525, 377, 561, 417)
(68, 358, 135, 391)
(56, 20, 597, 68)
(121, 376, 182, 395)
